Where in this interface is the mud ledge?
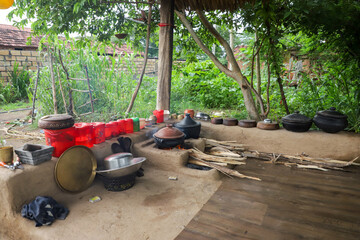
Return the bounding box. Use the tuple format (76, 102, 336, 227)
(1, 121, 359, 239)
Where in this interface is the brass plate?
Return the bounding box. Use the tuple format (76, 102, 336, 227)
(55, 146, 97, 193)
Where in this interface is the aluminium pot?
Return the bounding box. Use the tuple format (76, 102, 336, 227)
(174, 113, 201, 139)
(103, 152, 133, 170)
(153, 124, 185, 148)
(282, 111, 312, 132)
(313, 107, 348, 133)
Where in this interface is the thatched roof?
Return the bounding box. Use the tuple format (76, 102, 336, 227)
(174, 0, 254, 11)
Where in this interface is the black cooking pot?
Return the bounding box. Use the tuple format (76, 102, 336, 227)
(313, 107, 348, 133)
(282, 111, 312, 132)
(175, 113, 201, 139)
(153, 124, 185, 148)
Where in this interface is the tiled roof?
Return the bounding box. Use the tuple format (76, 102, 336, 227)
(0, 24, 40, 48)
(0, 24, 135, 55)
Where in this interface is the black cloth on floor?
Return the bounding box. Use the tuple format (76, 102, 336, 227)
(21, 196, 69, 227)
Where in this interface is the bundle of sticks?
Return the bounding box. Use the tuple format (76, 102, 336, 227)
(187, 138, 359, 180)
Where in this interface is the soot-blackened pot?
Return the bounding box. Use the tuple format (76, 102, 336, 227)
(238, 120, 257, 128)
(282, 111, 312, 132)
(153, 124, 185, 148)
(175, 113, 201, 139)
(313, 107, 348, 133)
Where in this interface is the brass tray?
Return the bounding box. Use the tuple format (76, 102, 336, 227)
(55, 145, 97, 193)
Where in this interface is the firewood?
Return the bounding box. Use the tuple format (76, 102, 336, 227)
(194, 158, 261, 181)
(296, 164, 329, 171)
(205, 139, 245, 151)
(188, 158, 227, 167)
(208, 147, 243, 158)
(189, 148, 246, 165)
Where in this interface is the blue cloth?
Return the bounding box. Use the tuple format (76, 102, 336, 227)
(21, 196, 69, 227)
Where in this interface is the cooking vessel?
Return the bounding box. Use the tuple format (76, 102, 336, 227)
(174, 113, 201, 139)
(38, 114, 74, 130)
(211, 118, 223, 124)
(184, 109, 195, 118)
(238, 120, 257, 128)
(96, 157, 146, 178)
(103, 152, 133, 170)
(257, 119, 279, 130)
(153, 124, 185, 148)
(282, 111, 312, 132)
(313, 107, 348, 133)
(195, 112, 211, 121)
(223, 118, 238, 126)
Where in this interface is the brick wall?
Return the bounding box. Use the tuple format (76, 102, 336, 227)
(0, 49, 159, 83)
(0, 49, 44, 83)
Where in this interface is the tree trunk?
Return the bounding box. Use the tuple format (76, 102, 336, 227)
(176, 10, 261, 120)
(255, 33, 261, 96)
(156, 0, 174, 111)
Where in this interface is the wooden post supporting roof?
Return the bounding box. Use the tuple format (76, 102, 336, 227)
(156, 0, 174, 111)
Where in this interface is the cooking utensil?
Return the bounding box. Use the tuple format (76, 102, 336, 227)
(96, 157, 146, 178)
(0, 146, 13, 164)
(184, 109, 195, 118)
(257, 119, 279, 130)
(54, 146, 97, 193)
(313, 107, 348, 133)
(174, 113, 201, 139)
(223, 118, 238, 126)
(111, 143, 124, 154)
(153, 124, 185, 148)
(103, 152, 133, 170)
(238, 120, 257, 128)
(282, 111, 312, 132)
(118, 137, 132, 153)
(211, 118, 223, 124)
(38, 114, 74, 130)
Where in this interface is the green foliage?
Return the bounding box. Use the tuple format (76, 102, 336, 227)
(0, 62, 30, 104)
(171, 60, 244, 110)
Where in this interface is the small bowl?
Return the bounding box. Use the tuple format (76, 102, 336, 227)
(103, 152, 133, 170)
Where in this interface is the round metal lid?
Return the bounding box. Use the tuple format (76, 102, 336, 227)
(317, 107, 347, 119)
(282, 111, 312, 123)
(55, 146, 97, 193)
(175, 113, 201, 128)
(153, 124, 184, 139)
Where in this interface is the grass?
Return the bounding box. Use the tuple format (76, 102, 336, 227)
(0, 100, 32, 112)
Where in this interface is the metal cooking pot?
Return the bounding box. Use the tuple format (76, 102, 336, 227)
(103, 152, 133, 170)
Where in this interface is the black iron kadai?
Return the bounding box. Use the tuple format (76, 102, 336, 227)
(174, 113, 201, 139)
(282, 111, 313, 132)
(313, 107, 348, 133)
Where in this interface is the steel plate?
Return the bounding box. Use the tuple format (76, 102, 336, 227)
(55, 145, 97, 193)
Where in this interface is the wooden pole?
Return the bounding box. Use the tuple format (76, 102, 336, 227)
(156, 0, 174, 111)
(49, 52, 58, 114)
(31, 64, 40, 122)
(57, 66, 68, 114)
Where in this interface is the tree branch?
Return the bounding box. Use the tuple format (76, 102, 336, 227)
(175, 10, 233, 77)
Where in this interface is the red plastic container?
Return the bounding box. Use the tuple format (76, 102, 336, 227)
(44, 127, 75, 157)
(153, 110, 164, 123)
(74, 123, 93, 148)
(108, 121, 119, 137)
(105, 123, 113, 140)
(91, 122, 105, 144)
(124, 118, 133, 134)
(117, 119, 126, 134)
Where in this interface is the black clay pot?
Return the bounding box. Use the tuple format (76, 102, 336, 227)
(211, 118, 223, 124)
(282, 111, 312, 132)
(175, 113, 201, 139)
(153, 125, 185, 148)
(313, 107, 348, 133)
(238, 120, 257, 128)
(223, 118, 238, 126)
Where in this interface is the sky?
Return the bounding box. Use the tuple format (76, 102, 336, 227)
(0, 7, 31, 27)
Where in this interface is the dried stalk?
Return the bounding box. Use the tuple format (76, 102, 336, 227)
(190, 148, 246, 165)
(194, 157, 261, 181)
(208, 147, 243, 158)
(188, 158, 227, 167)
(205, 139, 245, 151)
